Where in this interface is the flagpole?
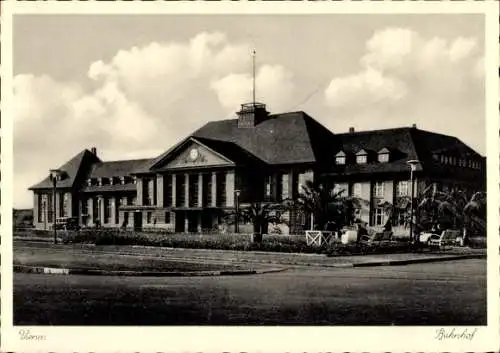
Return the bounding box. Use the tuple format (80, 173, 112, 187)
(252, 49, 256, 106)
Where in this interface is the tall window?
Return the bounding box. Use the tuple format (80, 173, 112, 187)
(352, 183, 362, 198)
(115, 198, 120, 224)
(203, 173, 211, 206)
(58, 193, 64, 217)
(396, 181, 409, 197)
(63, 193, 69, 217)
(47, 195, 53, 223)
(189, 174, 198, 207)
(281, 174, 289, 200)
(92, 197, 99, 223)
(37, 194, 43, 222)
(265, 175, 272, 200)
(164, 175, 173, 207)
(374, 182, 384, 198)
(216, 172, 226, 207)
(176, 175, 185, 207)
(373, 207, 385, 226)
(104, 197, 111, 224)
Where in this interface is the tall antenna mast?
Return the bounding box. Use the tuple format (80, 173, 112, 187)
(252, 49, 256, 106)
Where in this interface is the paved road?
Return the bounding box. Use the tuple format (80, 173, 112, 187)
(14, 259, 485, 325)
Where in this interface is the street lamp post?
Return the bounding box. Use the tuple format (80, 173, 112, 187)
(234, 190, 241, 233)
(50, 169, 62, 244)
(407, 160, 420, 243)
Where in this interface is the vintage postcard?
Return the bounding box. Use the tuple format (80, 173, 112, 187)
(1, 1, 499, 352)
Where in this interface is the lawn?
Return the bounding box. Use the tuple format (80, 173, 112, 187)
(14, 246, 248, 272)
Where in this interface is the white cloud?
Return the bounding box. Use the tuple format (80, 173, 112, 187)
(323, 27, 484, 151)
(211, 64, 295, 113)
(14, 32, 298, 208)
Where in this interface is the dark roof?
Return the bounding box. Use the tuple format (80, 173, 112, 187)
(29, 149, 100, 190)
(191, 111, 336, 165)
(186, 137, 267, 168)
(327, 127, 484, 179)
(82, 184, 137, 193)
(89, 159, 152, 178)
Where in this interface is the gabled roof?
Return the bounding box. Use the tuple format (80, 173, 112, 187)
(378, 147, 390, 154)
(191, 111, 337, 165)
(29, 149, 100, 190)
(89, 159, 152, 178)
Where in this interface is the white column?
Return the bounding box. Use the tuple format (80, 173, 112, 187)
(157, 174, 164, 207)
(110, 197, 116, 225)
(225, 170, 235, 207)
(137, 178, 144, 206)
(184, 174, 189, 207)
(172, 174, 177, 207)
(211, 172, 217, 207)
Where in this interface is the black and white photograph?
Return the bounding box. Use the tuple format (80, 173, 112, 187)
(2, 1, 499, 352)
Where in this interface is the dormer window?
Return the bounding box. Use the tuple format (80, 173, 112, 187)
(335, 151, 346, 165)
(356, 149, 368, 164)
(377, 148, 390, 163)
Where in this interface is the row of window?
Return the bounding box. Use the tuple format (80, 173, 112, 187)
(432, 154, 482, 170)
(335, 150, 390, 165)
(335, 180, 410, 199)
(87, 176, 136, 187)
(36, 193, 70, 223)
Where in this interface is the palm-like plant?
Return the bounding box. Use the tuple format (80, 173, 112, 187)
(225, 201, 288, 243)
(295, 180, 364, 231)
(416, 184, 469, 231)
(463, 192, 486, 236)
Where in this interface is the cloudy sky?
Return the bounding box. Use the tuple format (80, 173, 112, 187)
(13, 14, 485, 208)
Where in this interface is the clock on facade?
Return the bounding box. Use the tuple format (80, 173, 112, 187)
(189, 148, 199, 161)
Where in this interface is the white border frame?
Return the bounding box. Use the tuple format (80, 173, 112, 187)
(1, 1, 499, 352)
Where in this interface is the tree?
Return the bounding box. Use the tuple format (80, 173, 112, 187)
(463, 192, 486, 237)
(295, 180, 363, 231)
(224, 201, 287, 243)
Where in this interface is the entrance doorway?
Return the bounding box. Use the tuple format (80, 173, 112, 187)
(175, 211, 185, 233)
(187, 212, 198, 233)
(133, 212, 142, 231)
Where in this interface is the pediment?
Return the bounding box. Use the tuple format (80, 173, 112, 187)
(155, 138, 234, 170)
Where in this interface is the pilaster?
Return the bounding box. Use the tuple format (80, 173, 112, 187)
(211, 172, 217, 207)
(157, 174, 164, 207)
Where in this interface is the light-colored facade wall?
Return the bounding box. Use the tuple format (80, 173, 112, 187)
(225, 170, 235, 207)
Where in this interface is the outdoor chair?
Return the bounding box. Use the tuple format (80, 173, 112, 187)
(428, 230, 461, 250)
(360, 230, 392, 243)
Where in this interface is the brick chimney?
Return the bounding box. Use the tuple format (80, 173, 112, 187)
(90, 147, 97, 156)
(412, 124, 417, 129)
(349, 127, 355, 133)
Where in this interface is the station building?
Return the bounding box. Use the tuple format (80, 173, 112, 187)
(29, 102, 486, 234)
